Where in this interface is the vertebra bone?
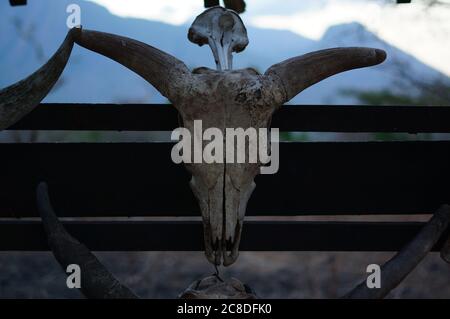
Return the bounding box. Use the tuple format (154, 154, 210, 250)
(188, 6, 248, 71)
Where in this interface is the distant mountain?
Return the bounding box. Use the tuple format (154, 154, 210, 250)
(0, 0, 446, 104)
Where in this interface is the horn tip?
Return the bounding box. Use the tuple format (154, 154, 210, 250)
(374, 49, 387, 64)
(441, 251, 450, 264)
(68, 25, 83, 40)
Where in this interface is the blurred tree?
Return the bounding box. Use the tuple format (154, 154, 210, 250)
(343, 78, 450, 106)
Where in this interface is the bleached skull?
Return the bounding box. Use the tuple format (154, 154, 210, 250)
(0, 8, 386, 267)
(188, 6, 248, 71)
(179, 66, 280, 266)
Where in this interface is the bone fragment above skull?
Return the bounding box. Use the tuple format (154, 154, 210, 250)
(188, 6, 248, 71)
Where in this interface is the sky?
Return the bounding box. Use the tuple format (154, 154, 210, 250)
(87, 0, 450, 76)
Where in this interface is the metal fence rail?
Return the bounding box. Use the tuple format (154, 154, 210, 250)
(1, 103, 449, 252)
(8, 103, 450, 133)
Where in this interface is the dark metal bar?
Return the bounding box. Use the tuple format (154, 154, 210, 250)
(8, 103, 450, 133)
(204, 0, 220, 8)
(0, 141, 449, 217)
(223, 0, 246, 13)
(0, 220, 447, 252)
(9, 0, 27, 6)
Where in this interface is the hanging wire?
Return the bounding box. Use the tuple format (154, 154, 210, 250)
(213, 263, 224, 282)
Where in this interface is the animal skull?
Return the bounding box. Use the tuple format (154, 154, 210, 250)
(188, 6, 248, 71)
(181, 66, 277, 266)
(4, 7, 450, 300)
(0, 8, 387, 267)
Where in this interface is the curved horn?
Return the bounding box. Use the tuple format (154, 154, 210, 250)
(440, 229, 450, 263)
(265, 47, 386, 103)
(0, 29, 76, 130)
(343, 204, 450, 299)
(37, 182, 138, 299)
(72, 27, 192, 105)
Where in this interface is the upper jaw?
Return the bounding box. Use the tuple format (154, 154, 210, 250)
(203, 216, 243, 266)
(190, 172, 256, 266)
(203, 183, 256, 267)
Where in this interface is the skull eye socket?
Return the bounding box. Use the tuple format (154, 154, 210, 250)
(188, 27, 208, 46)
(234, 43, 246, 53)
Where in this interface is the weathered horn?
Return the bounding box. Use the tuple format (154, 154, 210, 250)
(343, 204, 450, 299)
(72, 27, 193, 105)
(0, 29, 76, 130)
(37, 182, 138, 299)
(440, 228, 450, 263)
(265, 47, 387, 103)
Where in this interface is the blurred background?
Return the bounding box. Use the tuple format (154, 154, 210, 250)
(0, 0, 449, 298)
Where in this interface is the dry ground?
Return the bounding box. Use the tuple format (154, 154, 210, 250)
(0, 250, 449, 298)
